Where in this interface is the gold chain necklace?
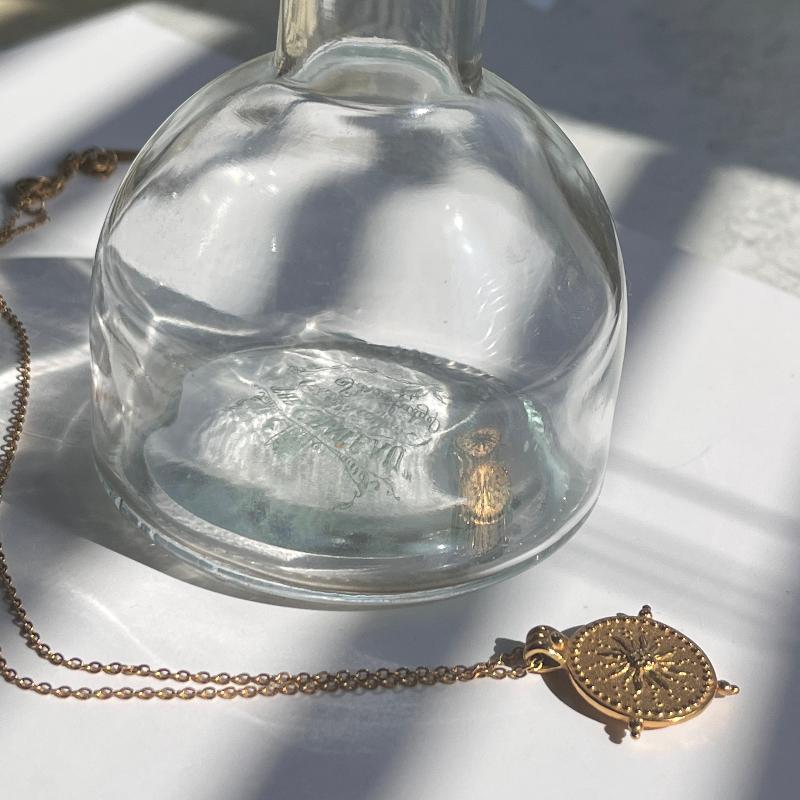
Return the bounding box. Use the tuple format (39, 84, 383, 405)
(0, 149, 738, 740)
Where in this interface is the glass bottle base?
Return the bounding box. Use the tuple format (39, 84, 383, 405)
(97, 460, 599, 605)
(94, 341, 602, 604)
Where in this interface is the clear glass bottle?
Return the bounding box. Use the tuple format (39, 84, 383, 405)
(90, 0, 626, 603)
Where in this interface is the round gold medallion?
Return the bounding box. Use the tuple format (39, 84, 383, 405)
(566, 614, 718, 729)
(462, 462, 511, 525)
(523, 605, 739, 740)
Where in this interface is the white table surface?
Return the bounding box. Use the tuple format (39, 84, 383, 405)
(1, 10, 798, 800)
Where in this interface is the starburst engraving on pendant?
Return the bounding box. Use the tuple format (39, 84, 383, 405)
(597, 630, 688, 696)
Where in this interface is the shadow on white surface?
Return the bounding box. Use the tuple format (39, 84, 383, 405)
(2, 233, 797, 796)
(0, 8, 241, 258)
(1, 4, 800, 799)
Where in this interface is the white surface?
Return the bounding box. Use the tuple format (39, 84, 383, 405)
(1, 9, 799, 800)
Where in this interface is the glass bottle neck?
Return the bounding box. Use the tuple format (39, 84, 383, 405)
(276, 0, 487, 93)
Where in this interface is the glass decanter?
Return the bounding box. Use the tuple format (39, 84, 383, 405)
(90, 0, 626, 603)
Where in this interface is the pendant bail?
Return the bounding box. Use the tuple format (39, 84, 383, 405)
(523, 624, 568, 673)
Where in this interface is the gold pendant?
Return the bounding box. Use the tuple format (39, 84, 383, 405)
(454, 426, 512, 556)
(524, 605, 739, 739)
